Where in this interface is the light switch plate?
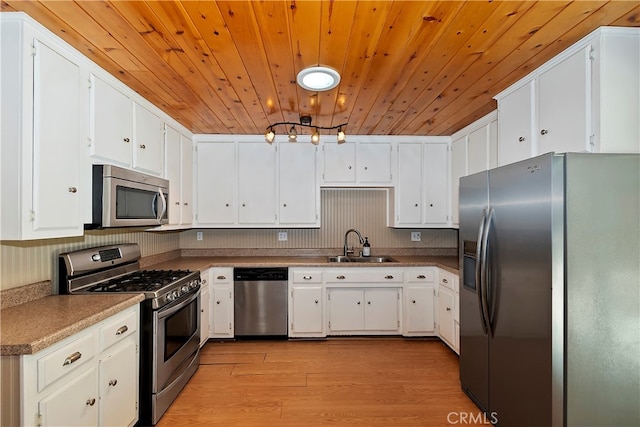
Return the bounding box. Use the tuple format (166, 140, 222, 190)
(278, 231, 288, 241)
(411, 231, 421, 242)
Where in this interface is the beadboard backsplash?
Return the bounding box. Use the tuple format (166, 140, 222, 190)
(180, 189, 457, 250)
(1, 188, 457, 291)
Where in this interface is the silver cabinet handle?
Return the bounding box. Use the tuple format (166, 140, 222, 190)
(417, 275, 426, 279)
(336, 275, 346, 280)
(123, 137, 130, 143)
(303, 275, 312, 280)
(540, 129, 548, 135)
(86, 398, 96, 406)
(518, 136, 526, 142)
(216, 276, 226, 280)
(68, 187, 77, 193)
(385, 275, 394, 280)
(108, 379, 118, 387)
(63, 351, 81, 366)
(115, 325, 128, 335)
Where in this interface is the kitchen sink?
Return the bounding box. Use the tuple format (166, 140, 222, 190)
(327, 256, 398, 263)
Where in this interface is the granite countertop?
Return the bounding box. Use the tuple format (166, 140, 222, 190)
(0, 294, 144, 356)
(147, 255, 460, 274)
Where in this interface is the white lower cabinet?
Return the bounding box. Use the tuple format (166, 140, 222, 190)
(210, 268, 234, 339)
(3, 305, 140, 427)
(289, 270, 324, 337)
(328, 288, 401, 334)
(403, 268, 437, 336)
(438, 270, 460, 354)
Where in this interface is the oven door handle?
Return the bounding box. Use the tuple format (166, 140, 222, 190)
(157, 289, 200, 320)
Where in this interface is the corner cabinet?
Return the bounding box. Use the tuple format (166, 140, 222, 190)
(495, 27, 640, 167)
(1, 14, 87, 240)
(195, 138, 320, 228)
(2, 305, 140, 427)
(392, 142, 450, 227)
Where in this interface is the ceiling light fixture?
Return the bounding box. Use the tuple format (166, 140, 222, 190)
(297, 66, 341, 91)
(265, 115, 347, 145)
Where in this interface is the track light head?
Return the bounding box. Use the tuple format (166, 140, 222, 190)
(311, 129, 320, 145)
(288, 126, 297, 142)
(265, 128, 275, 144)
(337, 127, 346, 144)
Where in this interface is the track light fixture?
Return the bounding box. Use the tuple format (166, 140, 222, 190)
(265, 115, 347, 144)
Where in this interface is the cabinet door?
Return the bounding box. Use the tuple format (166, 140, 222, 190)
(211, 285, 234, 338)
(290, 286, 323, 334)
(38, 366, 98, 427)
(405, 285, 436, 334)
(165, 125, 182, 225)
(467, 126, 488, 175)
(133, 103, 164, 175)
(438, 286, 456, 348)
(498, 81, 533, 166)
(323, 142, 356, 183)
(99, 340, 137, 427)
(238, 142, 277, 224)
(357, 143, 392, 184)
(31, 38, 83, 237)
(364, 288, 400, 331)
(279, 143, 318, 225)
(396, 143, 423, 225)
(196, 142, 236, 225)
(180, 134, 193, 224)
(538, 46, 590, 155)
(90, 73, 132, 166)
(328, 289, 364, 332)
(450, 137, 467, 228)
(423, 143, 449, 225)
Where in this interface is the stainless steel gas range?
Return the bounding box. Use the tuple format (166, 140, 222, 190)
(59, 243, 201, 426)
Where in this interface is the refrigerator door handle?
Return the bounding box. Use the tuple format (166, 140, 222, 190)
(480, 208, 494, 337)
(475, 209, 489, 334)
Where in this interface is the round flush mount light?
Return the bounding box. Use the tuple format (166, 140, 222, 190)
(296, 66, 341, 91)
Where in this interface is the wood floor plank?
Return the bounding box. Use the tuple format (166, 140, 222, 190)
(157, 339, 487, 427)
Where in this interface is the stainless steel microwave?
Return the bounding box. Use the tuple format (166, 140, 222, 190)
(87, 165, 169, 229)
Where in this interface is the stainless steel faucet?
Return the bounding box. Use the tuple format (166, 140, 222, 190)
(343, 228, 365, 257)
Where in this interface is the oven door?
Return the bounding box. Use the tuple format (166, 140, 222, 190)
(153, 289, 200, 393)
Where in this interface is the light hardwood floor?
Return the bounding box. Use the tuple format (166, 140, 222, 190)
(157, 338, 487, 427)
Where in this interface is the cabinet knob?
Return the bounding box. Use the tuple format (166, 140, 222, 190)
(283, 203, 287, 207)
(108, 379, 118, 387)
(139, 144, 146, 149)
(86, 398, 96, 406)
(367, 301, 371, 305)
(175, 201, 180, 205)
(348, 165, 352, 170)
(446, 307, 451, 311)
(216, 276, 226, 280)
(385, 275, 394, 280)
(414, 203, 418, 207)
(202, 279, 207, 284)
(540, 129, 549, 135)
(518, 136, 526, 142)
(303, 275, 312, 280)
(68, 187, 77, 193)
(184, 202, 189, 206)
(417, 275, 426, 279)
(336, 275, 346, 280)
(357, 301, 361, 305)
(123, 137, 130, 143)
(216, 300, 221, 304)
(412, 300, 416, 304)
(225, 203, 229, 207)
(364, 166, 368, 170)
(315, 299, 319, 304)
(429, 203, 434, 207)
(443, 278, 448, 283)
(242, 203, 246, 207)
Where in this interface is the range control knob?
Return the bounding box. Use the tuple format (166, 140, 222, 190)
(166, 293, 175, 302)
(181, 285, 189, 293)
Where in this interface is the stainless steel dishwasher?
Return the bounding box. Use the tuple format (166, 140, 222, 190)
(234, 267, 288, 337)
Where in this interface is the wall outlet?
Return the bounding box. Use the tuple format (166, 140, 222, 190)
(278, 231, 288, 241)
(411, 231, 421, 242)
(196, 231, 203, 241)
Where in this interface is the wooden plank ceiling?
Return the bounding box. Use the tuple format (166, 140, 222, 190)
(3, 1, 638, 137)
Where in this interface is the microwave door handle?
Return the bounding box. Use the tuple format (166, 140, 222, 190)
(151, 192, 158, 218)
(475, 209, 489, 335)
(157, 188, 167, 223)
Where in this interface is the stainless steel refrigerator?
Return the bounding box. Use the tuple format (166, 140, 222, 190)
(459, 152, 639, 426)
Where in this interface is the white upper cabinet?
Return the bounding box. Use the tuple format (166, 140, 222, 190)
(1, 15, 86, 240)
(495, 27, 640, 166)
(278, 143, 320, 226)
(322, 141, 393, 186)
(165, 124, 193, 227)
(449, 112, 498, 228)
(393, 141, 450, 228)
(194, 138, 319, 228)
(89, 73, 165, 176)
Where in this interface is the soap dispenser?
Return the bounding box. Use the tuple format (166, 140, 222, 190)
(362, 237, 371, 257)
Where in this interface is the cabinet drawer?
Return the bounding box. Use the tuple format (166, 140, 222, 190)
(439, 272, 458, 292)
(37, 333, 95, 392)
(211, 269, 233, 285)
(325, 270, 403, 283)
(292, 271, 322, 283)
(405, 269, 435, 283)
(99, 309, 138, 352)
